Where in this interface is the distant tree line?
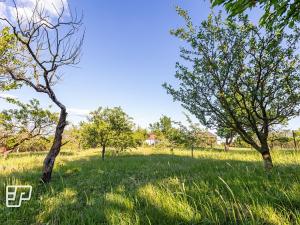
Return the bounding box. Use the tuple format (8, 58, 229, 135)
(148, 115, 217, 154)
(60, 111, 218, 159)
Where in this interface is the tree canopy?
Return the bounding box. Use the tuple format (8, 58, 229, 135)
(164, 10, 300, 169)
(216, 126, 236, 151)
(0, 27, 19, 91)
(0, 98, 58, 155)
(211, 0, 300, 29)
(81, 107, 135, 159)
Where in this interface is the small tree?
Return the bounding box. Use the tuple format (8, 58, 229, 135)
(149, 115, 173, 138)
(149, 115, 182, 150)
(217, 126, 236, 151)
(269, 130, 294, 150)
(81, 107, 134, 160)
(132, 127, 148, 146)
(164, 10, 300, 169)
(112, 132, 135, 155)
(176, 114, 202, 158)
(62, 125, 83, 150)
(0, 1, 84, 182)
(0, 98, 57, 157)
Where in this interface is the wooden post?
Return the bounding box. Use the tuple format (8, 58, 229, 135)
(292, 130, 297, 151)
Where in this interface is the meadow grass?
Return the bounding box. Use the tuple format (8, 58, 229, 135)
(1, 147, 300, 225)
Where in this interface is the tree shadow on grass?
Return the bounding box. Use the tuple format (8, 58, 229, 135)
(1, 153, 300, 224)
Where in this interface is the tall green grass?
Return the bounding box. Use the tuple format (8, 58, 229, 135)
(1, 147, 300, 224)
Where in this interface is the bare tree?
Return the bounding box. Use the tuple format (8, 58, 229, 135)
(0, 0, 84, 182)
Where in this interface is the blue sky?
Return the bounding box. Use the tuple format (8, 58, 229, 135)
(1, 0, 299, 130)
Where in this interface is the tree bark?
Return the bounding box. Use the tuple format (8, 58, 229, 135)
(41, 108, 67, 183)
(102, 145, 106, 160)
(293, 131, 297, 150)
(261, 149, 273, 170)
(224, 144, 229, 151)
(191, 146, 194, 158)
(224, 136, 233, 151)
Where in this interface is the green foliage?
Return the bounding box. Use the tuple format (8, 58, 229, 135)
(149, 115, 183, 149)
(269, 130, 300, 150)
(175, 114, 203, 149)
(164, 11, 300, 155)
(0, 27, 19, 91)
(149, 115, 217, 150)
(80, 107, 135, 153)
(217, 126, 236, 148)
(0, 98, 58, 151)
(149, 115, 173, 138)
(233, 136, 250, 148)
(132, 127, 148, 146)
(17, 137, 51, 152)
(211, 0, 300, 29)
(63, 125, 84, 150)
(217, 126, 234, 139)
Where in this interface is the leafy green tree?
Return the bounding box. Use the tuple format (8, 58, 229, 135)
(0, 98, 58, 157)
(211, 0, 300, 29)
(62, 125, 84, 150)
(217, 126, 236, 151)
(132, 127, 148, 146)
(233, 136, 251, 148)
(276, 136, 290, 149)
(268, 130, 296, 150)
(112, 132, 135, 154)
(0, 27, 19, 91)
(149, 115, 182, 150)
(176, 114, 203, 157)
(164, 10, 300, 169)
(149, 115, 173, 137)
(81, 107, 134, 160)
(166, 127, 184, 151)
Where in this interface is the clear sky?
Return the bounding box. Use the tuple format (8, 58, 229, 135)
(0, 0, 299, 130)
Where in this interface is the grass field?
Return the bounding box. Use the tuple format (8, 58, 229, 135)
(1, 147, 300, 225)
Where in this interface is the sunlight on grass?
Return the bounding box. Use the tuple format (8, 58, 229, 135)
(104, 193, 138, 225)
(251, 205, 291, 225)
(1, 147, 300, 224)
(138, 183, 201, 223)
(36, 188, 78, 223)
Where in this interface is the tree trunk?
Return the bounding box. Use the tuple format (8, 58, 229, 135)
(102, 145, 106, 160)
(1, 146, 13, 159)
(191, 146, 194, 158)
(261, 149, 273, 170)
(224, 144, 229, 151)
(224, 136, 233, 151)
(292, 131, 297, 151)
(41, 108, 67, 183)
